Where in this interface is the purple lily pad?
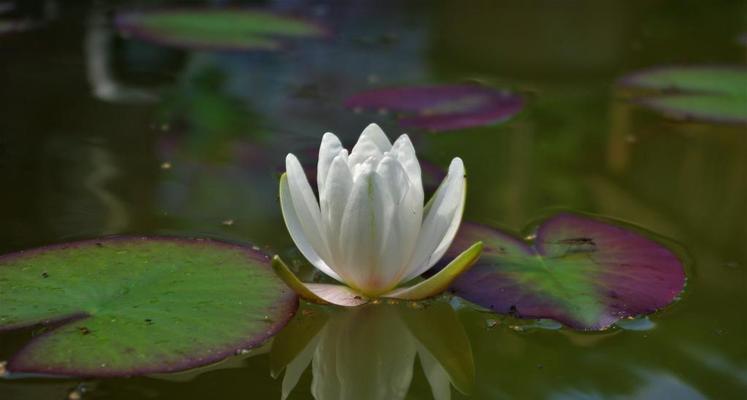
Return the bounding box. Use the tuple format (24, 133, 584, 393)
(618, 66, 747, 124)
(443, 213, 686, 330)
(115, 8, 326, 52)
(345, 84, 524, 132)
(0, 237, 297, 377)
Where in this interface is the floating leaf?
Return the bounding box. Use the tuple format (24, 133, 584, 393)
(0, 237, 297, 377)
(441, 213, 686, 330)
(115, 9, 326, 51)
(345, 84, 524, 132)
(618, 66, 747, 124)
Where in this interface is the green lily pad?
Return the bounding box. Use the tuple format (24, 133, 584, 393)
(619, 66, 747, 124)
(0, 237, 297, 377)
(115, 8, 326, 51)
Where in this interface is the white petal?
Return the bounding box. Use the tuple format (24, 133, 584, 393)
(281, 156, 341, 281)
(390, 134, 422, 190)
(281, 334, 318, 400)
(418, 346, 452, 400)
(374, 156, 423, 286)
(320, 152, 353, 269)
(348, 123, 391, 170)
(337, 159, 394, 294)
(402, 158, 466, 281)
(317, 132, 343, 195)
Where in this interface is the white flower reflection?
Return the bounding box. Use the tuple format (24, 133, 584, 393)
(270, 302, 474, 400)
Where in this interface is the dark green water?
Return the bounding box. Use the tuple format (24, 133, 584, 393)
(1, 1, 746, 399)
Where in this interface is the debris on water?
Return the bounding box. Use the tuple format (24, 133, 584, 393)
(301, 308, 314, 317)
(531, 319, 563, 330)
(160, 162, 172, 170)
(386, 299, 399, 305)
(0, 360, 7, 376)
(235, 348, 251, 355)
(408, 301, 424, 310)
(485, 319, 498, 329)
(615, 316, 655, 331)
(509, 325, 525, 332)
(222, 219, 235, 226)
(723, 261, 740, 269)
(67, 383, 90, 400)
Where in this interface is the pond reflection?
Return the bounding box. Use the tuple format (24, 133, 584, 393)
(271, 301, 473, 400)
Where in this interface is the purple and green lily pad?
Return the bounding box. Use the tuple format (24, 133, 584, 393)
(618, 66, 747, 124)
(442, 213, 686, 330)
(345, 84, 524, 132)
(0, 237, 297, 377)
(115, 8, 326, 52)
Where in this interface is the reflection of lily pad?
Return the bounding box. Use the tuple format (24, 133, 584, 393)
(345, 84, 524, 132)
(0, 3, 13, 15)
(619, 66, 747, 124)
(0, 20, 31, 35)
(0, 237, 297, 376)
(441, 213, 686, 330)
(115, 9, 326, 51)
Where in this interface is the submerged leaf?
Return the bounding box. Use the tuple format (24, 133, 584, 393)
(0, 237, 297, 377)
(115, 8, 326, 51)
(345, 84, 524, 132)
(441, 213, 686, 330)
(618, 66, 747, 124)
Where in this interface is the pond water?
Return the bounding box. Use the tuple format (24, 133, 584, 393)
(1, 1, 746, 399)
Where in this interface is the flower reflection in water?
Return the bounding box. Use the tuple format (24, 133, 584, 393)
(271, 301, 474, 400)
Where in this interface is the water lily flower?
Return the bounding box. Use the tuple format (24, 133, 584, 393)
(273, 123, 482, 306)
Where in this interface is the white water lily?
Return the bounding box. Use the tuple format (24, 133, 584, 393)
(273, 123, 482, 306)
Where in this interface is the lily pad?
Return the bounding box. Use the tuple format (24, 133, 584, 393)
(115, 8, 326, 51)
(0, 237, 297, 377)
(618, 66, 747, 124)
(345, 84, 524, 132)
(441, 213, 686, 330)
